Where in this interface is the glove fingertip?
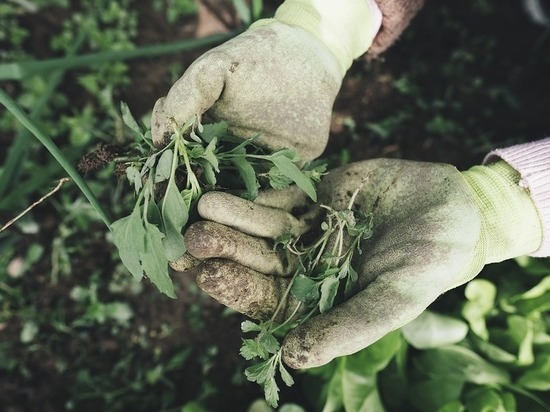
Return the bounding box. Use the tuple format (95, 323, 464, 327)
(151, 96, 171, 148)
(169, 252, 201, 272)
(282, 326, 331, 370)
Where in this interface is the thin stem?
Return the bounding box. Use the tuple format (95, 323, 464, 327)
(0, 178, 70, 232)
(0, 89, 112, 230)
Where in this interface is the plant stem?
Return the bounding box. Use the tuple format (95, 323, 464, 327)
(0, 32, 85, 199)
(0, 89, 113, 230)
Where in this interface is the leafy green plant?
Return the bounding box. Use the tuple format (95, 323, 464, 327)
(240, 187, 373, 407)
(301, 257, 550, 412)
(112, 105, 324, 297)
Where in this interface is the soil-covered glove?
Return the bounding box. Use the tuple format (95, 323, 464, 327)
(151, 0, 382, 162)
(182, 159, 542, 369)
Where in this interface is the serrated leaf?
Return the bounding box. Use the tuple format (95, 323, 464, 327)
(267, 165, 293, 190)
(231, 156, 259, 200)
(241, 338, 267, 360)
(241, 320, 262, 333)
(259, 332, 281, 355)
(141, 222, 176, 298)
(112, 205, 146, 281)
(264, 376, 280, 408)
(199, 121, 228, 143)
(161, 180, 188, 261)
(268, 154, 317, 202)
(279, 362, 295, 387)
(245, 358, 275, 384)
(154, 149, 173, 183)
(319, 276, 339, 314)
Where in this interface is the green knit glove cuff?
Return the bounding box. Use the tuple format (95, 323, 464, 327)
(252, 0, 382, 75)
(463, 160, 543, 265)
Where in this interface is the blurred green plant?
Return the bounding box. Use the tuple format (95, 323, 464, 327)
(302, 257, 550, 412)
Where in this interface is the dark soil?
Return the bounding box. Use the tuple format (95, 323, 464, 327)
(1, 0, 550, 411)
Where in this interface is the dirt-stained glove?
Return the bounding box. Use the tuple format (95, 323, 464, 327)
(181, 159, 542, 369)
(151, 0, 382, 162)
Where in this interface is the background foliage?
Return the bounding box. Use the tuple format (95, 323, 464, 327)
(1, 0, 550, 410)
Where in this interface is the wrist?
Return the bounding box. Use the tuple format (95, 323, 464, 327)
(264, 0, 382, 75)
(462, 161, 543, 264)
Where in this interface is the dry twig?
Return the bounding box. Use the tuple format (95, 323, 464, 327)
(0, 178, 70, 233)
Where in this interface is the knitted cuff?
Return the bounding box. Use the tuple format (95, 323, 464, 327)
(271, 0, 382, 75)
(484, 137, 550, 257)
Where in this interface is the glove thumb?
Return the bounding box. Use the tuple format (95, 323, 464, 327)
(151, 52, 227, 147)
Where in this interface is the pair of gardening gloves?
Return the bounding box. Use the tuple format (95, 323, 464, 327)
(150, 0, 544, 369)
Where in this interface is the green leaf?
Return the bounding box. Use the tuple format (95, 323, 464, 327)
(319, 276, 339, 314)
(230, 156, 259, 200)
(259, 332, 281, 355)
(347, 330, 402, 376)
(111, 205, 146, 281)
(198, 160, 217, 187)
(414, 345, 510, 385)
(240, 338, 267, 360)
(240, 331, 280, 361)
(507, 315, 534, 365)
(472, 336, 517, 364)
(401, 310, 468, 349)
(507, 276, 550, 315)
(120, 101, 143, 138)
(291, 274, 320, 305)
(140, 222, 176, 298)
(241, 320, 262, 333)
(514, 256, 550, 276)
(279, 361, 295, 387)
(319, 333, 401, 412)
(232, 0, 251, 24)
(517, 353, 550, 390)
(154, 149, 173, 183)
(409, 380, 464, 412)
(462, 279, 497, 340)
(339, 361, 384, 412)
(268, 153, 317, 202)
(245, 358, 275, 384)
(436, 400, 465, 412)
(146, 198, 162, 226)
(161, 180, 188, 261)
(267, 165, 293, 190)
(201, 136, 219, 172)
(264, 376, 280, 408)
(199, 121, 228, 143)
(464, 387, 511, 412)
(125, 166, 142, 193)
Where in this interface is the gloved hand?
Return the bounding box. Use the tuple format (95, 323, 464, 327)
(151, 0, 382, 162)
(181, 158, 542, 369)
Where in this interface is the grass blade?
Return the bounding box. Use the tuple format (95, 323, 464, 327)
(0, 30, 242, 80)
(0, 89, 112, 230)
